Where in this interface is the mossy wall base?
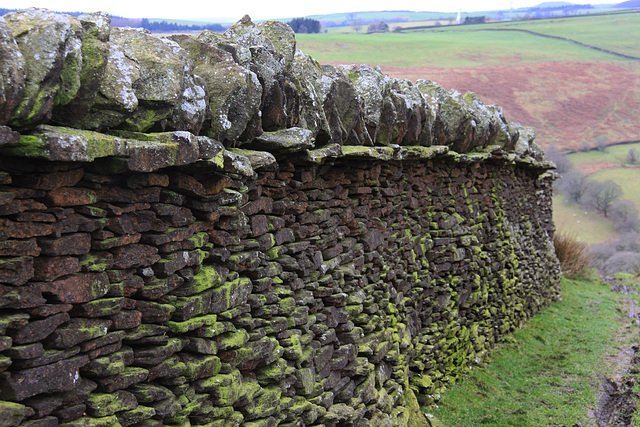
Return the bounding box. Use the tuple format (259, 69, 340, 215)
(0, 153, 560, 426)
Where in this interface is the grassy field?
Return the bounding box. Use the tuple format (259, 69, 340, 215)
(430, 275, 635, 426)
(482, 10, 640, 57)
(295, 24, 629, 68)
(553, 196, 619, 244)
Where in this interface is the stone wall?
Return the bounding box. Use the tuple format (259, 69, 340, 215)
(0, 8, 561, 427)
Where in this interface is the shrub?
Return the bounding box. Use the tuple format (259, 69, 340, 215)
(601, 251, 640, 276)
(609, 199, 640, 232)
(553, 231, 593, 277)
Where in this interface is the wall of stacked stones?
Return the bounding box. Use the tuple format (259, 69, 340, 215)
(0, 153, 560, 426)
(0, 8, 562, 427)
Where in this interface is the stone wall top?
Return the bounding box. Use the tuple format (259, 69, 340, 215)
(0, 8, 553, 173)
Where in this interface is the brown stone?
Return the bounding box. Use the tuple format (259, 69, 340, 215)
(208, 230, 238, 246)
(96, 187, 161, 204)
(0, 283, 47, 309)
(79, 331, 125, 353)
(46, 187, 97, 206)
(241, 196, 274, 216)
(10, 312, 70, 345)
(14, 211, 57, 222)
(33, 256, 81, 281)
(0, 355, 89, 400)
(14, 168, 84, 191)
(24, 303, 72, 318)
(106, 211, 166, 235)
(48, 318, 112, 349)
(110, 310, 143, 330)
(127, 173, 170, 189)
(92, 233, 141, 250)
(12, 346, 82, 370)
(38, 233, 91, 256)
(250, 214, 270, 237)
(0, 256, 34, 285)
(112, 244, 160, 269)
(0, 126, 20, 146)
(44, 272, 110, 304)
(4, 342, 44, 359)
(134, 300, 176, 323)
(0, 219, 53, 239)
(96, 367, 149, 392)
(70, 297, 125, 318)
(169, 172, 206, 197)
(86, 341, 123, 359)
(141, 227, 194, 245)
(0, 238, 41, 256)
(53, 403, 86, 423)
(201, 175, 233, 195)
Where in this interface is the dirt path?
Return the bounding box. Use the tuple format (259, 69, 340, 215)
(595, 277, 640, 426)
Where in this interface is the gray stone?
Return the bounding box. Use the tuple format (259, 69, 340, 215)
(51, 12, 111, 127)
(4, 8, 83, 127)
(246, 127, 315, 152)
(177, 34, 263, 144)
(288, 51, 330, 138)
(0, 17, 25, 126)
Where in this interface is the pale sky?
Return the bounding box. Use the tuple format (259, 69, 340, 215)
(1, 1, 611, 21)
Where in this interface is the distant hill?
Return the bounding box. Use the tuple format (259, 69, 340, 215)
(534, 1, 576, 7)
(614, 0, 640, 7)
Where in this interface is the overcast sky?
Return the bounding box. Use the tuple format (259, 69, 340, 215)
(0, 1, 614, 21)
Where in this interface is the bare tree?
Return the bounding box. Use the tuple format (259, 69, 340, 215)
(627, 148, 638, 165)
(609, 199, 640, 232)
(557, 170, 589, 203)
(582, 179, 623, 217)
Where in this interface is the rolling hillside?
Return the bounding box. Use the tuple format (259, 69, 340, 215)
(295, 11, 640, 151)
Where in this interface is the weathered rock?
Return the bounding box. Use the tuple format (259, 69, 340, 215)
(0, 355, 88, 400)
(223, 16, 291, 131)
(76, 36, 139, 130)
(179, 33, 263, 144)
(4, 8, 83, 127)
(318, 65, 370, 146)
(288, 51, 330, 139)
(245, 127, 315, 153)
(51, 12, 111, 127)
(109, 28, 186, 132)
(0, 17, 25, 126)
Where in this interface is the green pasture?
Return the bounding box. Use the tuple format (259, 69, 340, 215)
(553, 195, 619, 244)
(476, 10, 640, 57)
(568, 142, 640, 167)
(295, 28, 621, 68)
(430, 275, 630, 426)
(296, 10, 640, 66)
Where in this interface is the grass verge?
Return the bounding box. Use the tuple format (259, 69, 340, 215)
(428, 275, 630, 426)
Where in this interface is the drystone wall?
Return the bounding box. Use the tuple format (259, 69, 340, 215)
(0, 8, 561, 427)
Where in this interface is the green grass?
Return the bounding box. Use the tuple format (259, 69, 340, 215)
(295, 28, 620, 68)
(296, 11, 640, 67)
(553, 195, 619, 244)
(569, 142, 640, 166)
(429, 276, 627, 426)
(484, 10, 640, 57)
